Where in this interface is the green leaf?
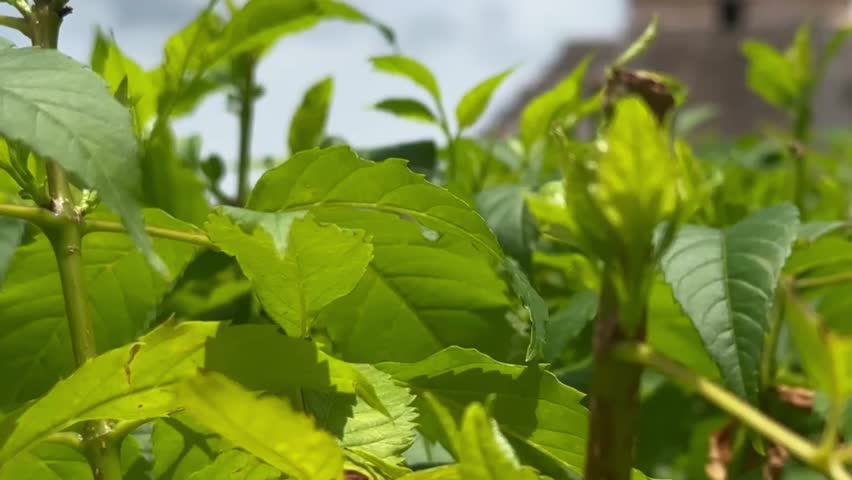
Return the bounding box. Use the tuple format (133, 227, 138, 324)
(0, 47, 161, 273)
(309, 365, 417, 466)
(212, 0, 319, 59)
(289, 77, 334, 154)
(207, 212, 373, 337)
(503, 258, 548, 362)
(519, 56, 591, 148)
(660, 204, 800, 401)
(0, 209, 200, 410)
(176, 371, 343, 480)
(187, 450, 280, 480)
(373, 98, 438, 125)
(370, 55, 441, 103)
(151, 416, 220, 480)
(398, 466, 461, 480)
(0, 38, 13, 49)
(457, 404, 538, 480)
(786, 236, 852, 275)
(796, 221, 845, 243)
(377, 347, 588, 476)
(477, 184, 535, 267)
(0, 216, 23, 286)
(544, 290, 597, 364)
(742, 40, 797, 110)
(358, 140, 437, 175)
(90, 30, 158, 131)
(246, 146, 512, 362)
(816, 27, 852, 85)
(0, 443, 90, 480)
(317, 0, 396, 45)
(455, 67, 514, 129)
(0, 321, 222, 465)
(613, 16, 658, 68)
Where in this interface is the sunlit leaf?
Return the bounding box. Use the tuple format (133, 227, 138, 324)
(373, 98, 438, 125)
(455, 67, 513, 130)
(289, 77, 334, 154)
(371, 55, 441, 103)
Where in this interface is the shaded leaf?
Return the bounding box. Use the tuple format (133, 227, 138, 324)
(177, 371, 343, 480)
(373, 98, 438, 125)
(0, 443, 90, 480)
(187, 450, 280, 480)
(289, 77, 334, 154)
(457, 404, 538, 480)
(660, 204, 799, 401)
(455, 67, 513, 129)
(520, 56, 590, 148)
(0, 47, 160, 272)
(503, 258, 548, 362)
(0, 217, 23, 286)
(477, 184, 535, 267)
(151, 415, 221, 480)
(544, 289, 597, 364)
(358, 140, 437, 175)
(0, 210, 200, 410)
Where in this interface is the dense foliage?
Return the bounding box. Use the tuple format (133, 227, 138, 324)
(0, 1, 852, 479)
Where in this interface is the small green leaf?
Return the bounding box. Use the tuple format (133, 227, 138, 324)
(477, 185, 535, 267)
(177, 371, 343, 480)
(187, 450, 281, 480)
(212, 0, 319, 59)
(544, 290, 598, 364)
(613, 16, 657, 68)
(289, 77, 334, 154)
(660, 204, 799, 401)
(0, 47, 161, 272)
(457, 404, 539, 480)
(0, 443, 90, 480)
(0, 216, 23, 286)
(503, 258, 548, 362)
(455, 67, 514, 129)
(378, 347, 588, 476)
(207, 212, 373, 337)
(816, 27, 852, 84)
(373, 98, 438, 125)
(0, 321, 222, 464)
(317, 0, 396, 45)
(398, 466, 461, 480)
(358, 140, 437, 175)
(742, 41, 797, 110)
(520, 56, 591, 148)
(371, 55, 441, 103)
(309, 365, 417, 466)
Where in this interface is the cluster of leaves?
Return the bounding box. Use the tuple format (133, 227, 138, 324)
(1, 1, 852, 479)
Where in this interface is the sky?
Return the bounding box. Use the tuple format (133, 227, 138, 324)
(0, 1, 627, 173)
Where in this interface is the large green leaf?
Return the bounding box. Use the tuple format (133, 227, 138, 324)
(455, 67, 513, 130)
(289, 77, 334, 154)
(207, 212, 373, 338)
(177, 371, 343, 480)
(457, 404, 538, 480)
(0, 209, 200, 410)
(660, 204, 799, 401)
(0, 47, 159, 271)
(0, 321, 221, 466)
(373, 98, 438, 125)
(377, 347, 588, 476)
(186, 450, 280, 480)
(370, 55, 442, 103)
(309, 365, 417, 466)
(246, 146, 512, 362)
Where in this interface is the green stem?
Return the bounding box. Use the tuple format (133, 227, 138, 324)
(760, 297, 784, 389)
(0, 203, 216, 249)
(584, 277, 643, 480)
(235, 55, 257, 206)
(614, 343, 822, 469)
(46, 431, 84, 450)
(32, 7, 121, 480)
(796, 271, 852, 289)
(792, 103, 811, 220)
(0, 14, 30, 36)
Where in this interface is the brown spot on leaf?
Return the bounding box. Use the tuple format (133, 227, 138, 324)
(776, 385, 815, 410)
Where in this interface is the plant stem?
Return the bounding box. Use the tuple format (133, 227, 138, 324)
(0, 14, 30, 36)
(796, 271, 852, 289)
(46, 431, 84, 450)
(235, 55, 257, 205)
(31, 6, 122, 480)
(584, 278, 643, 480)
(0, 203, 216, 249)
(614, 343, 822, 469)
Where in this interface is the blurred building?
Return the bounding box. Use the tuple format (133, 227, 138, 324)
(492, 0, 852, 137)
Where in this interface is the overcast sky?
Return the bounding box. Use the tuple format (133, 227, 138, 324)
(1, 1, 627, 169)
